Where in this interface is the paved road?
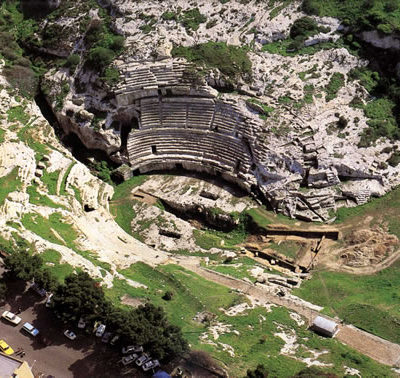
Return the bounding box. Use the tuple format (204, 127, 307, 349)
(177, 257, 400, 367)
(0, 279, 146, 378)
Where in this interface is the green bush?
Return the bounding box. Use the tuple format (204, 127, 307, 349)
(181, 8, 207, 31)
(359, 97, 399, 146)
(172, 42, 251, 79)
(301, 0, 400, 33)
(388, 151, 400, 167)
(102, 66, 120, 86)
(64, 54, 80, 69)
(290, 16, 318, 39)
(3, 65, 38, 98)
(161, 11, 178, 21)
(87, 47, 115, 69)
(325, 72, 345, 101)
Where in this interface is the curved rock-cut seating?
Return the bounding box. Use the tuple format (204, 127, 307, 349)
(187, 99, 215, 130)
(140, 98, 161, 129)
(127, 128, 252, 180)
(116, 59, 189, 96)
(211, 102, 247, 136)
(160, 99, 187, 128)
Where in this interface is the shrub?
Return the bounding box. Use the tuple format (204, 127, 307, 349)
(325, 72, 345, 101)
(388, 151, 400, 167)
(337, 116, 348, 129)
(181, 8, 207, 31)
(87, 47, 115, 69)
(3, 65, 38, 98)
(172, 42, 251, 79)
(290, 16, 318, 39)
(64, 54, 80, 69)
(161, 11, 178, 21)
(110, 35, 124, 52)
(162, 291, 174, 300)
(102, 66, 120, 86)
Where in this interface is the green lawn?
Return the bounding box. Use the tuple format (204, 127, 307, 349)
(41, 170, 60, 195)
(269, 241, 299, 260)
(107, 263, 394, 377)
(0, 167, 21, 205)
(40, 249, 74, 283)
(109, 175, 148, 235)
(293, 261, 400, 343)
(106, 263, 241, 346)
(27, 185, 63, 209)
(204, 256, 260, 281)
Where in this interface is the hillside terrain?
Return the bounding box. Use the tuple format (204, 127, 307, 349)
(1, 0, 400, 377)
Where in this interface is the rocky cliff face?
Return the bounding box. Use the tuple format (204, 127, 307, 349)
(0, 70, 166, 286)
(30, 0, 400, 222)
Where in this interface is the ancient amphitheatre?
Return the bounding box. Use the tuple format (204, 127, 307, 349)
(1, 0, 400, 376)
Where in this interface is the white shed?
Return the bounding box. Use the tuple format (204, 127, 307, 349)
(311, 316, 338, 337)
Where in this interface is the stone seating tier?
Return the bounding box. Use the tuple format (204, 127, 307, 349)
(127, 129, 252, 175)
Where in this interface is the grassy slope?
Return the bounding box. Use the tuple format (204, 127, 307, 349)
(106, 263, 394, 377)
(293, 261, 400, 343)
(109, 175, 148, 235)
(0, 167, 21, 205)
(40, 249, 75, 283)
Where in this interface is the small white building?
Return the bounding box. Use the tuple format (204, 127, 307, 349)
(311, 316, 338, 337)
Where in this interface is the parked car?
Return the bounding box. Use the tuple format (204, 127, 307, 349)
(101, 332, 112, 343)
(0, 339, 14, 355)
(110, 335, 120, 345)
(64, 330, 77, 340)
(136, 354, 150, 367)
(122, 345, 143, 354)
(30, 283, 47, 297)
(22, 322, 39, 337)
(78, 318, 86, 329)
(142, 359, 160, 372)
(95, 324, 106, 337)
(121, 353, 139, 366)
(45, 294, 53, 308)
(1, 311, 21, 325)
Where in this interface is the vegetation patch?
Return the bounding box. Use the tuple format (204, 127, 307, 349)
(358, 98, 398, 147)
(41, 169, 60, 195)
(302, 0, 400, 34)
(294, 261, 400, 343)
(40, 249, 74, 283)
(269, 241, 299, 260)
(193, 223, 248, 251)
(324, 72, 345, 102)
(110, 175, 148, 235)
(204, 256, 260, 281)
(172, 42, 252, 79)
(26, 185, 62, 209)
(21, 212, 78, 247)
(0, 167, 21, 205)
(107, 263, 241, 345)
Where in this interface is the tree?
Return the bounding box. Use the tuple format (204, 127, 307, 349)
(294, 367, 338, 377)
(87, 47, 115, 69)
(34, 268, 58, 292)
(4, 249, 43, 281)
(0, 281, 7, 301)
(290, 17, 318, 39)
(162, 291, 173, 300)
(246, 364, 268, 378)
(52, 272, 107, 322)
(126, 304, 189, 361)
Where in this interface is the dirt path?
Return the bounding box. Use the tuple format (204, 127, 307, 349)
(176, 257, 400, 368)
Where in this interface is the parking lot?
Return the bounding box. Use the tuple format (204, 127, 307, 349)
(0, 278, 147, 377)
